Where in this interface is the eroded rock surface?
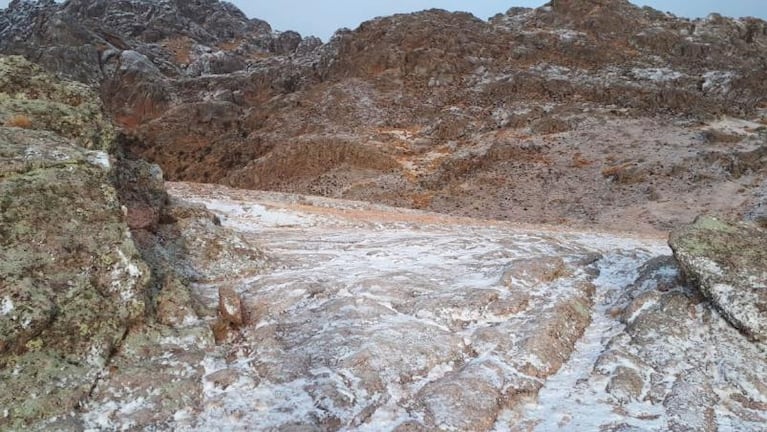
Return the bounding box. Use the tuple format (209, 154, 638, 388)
(73, 182, 765, 431)
(0, 66, 148, 428)
(0, 137, 149, 428)
(0, 54, 270, 431)
(523, 255, 767, 431)
(669, 216, 767, 341)
(0, 55, 116, 150)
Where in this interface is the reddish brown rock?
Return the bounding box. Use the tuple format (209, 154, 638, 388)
(218, 285, 244, 327)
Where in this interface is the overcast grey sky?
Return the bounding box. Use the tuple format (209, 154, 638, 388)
(2, 1, 766, 40)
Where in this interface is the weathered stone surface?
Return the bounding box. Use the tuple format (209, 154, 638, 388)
(0, 1, 766, 430)
(669, 216, 767, 341)
(82, 322, 215, 431)
(144, 182, 622, 431)
(0, 55, 115, 150)
(0, 127, 149, 429)
(523, 248, 767, 430)
(218, 285, 244, 327)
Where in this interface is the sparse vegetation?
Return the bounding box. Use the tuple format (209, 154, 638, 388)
(601, 162, 646, 185)
(5, 114, 32, 129)
(411, 192, 433, 209)
(571, 152, 593, 168)
(701, 129, 744, 143)
(162, 36, 194, 65)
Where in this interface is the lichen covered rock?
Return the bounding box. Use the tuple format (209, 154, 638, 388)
(0, 55, 116, 151)
(0, 128, 150, 428)
(669, 216, 767, 341)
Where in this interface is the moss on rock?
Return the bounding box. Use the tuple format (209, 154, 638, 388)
(0, 132, 151, 428)
(669, 216, 767, 341)
(0, 56, 116, 151)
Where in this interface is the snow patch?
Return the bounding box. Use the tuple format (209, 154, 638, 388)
(86, 151, 111, 170)
(517, 247, 668, 431)
(110, 249, 143, 302)
(702, 71, 737, 95)
(202, 199, 315, 232)
(1, 297, 14, 316)
(631, 67, 684, 82)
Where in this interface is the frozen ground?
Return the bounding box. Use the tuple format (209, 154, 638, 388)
(81, 182, 767, 431)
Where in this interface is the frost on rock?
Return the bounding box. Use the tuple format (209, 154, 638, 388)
(670, 216, 767, 341)
(0, 297, 13, 316)
(0, 138, 150, 428)
(630, 67, 684, 82)
(3, 182, 752, 431)
(73, 182, 748, 431)
(701, 71, 737, 95)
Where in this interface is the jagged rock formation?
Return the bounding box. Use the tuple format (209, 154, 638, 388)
(1, 0, 765, 231)
(670, 216, 767, 341)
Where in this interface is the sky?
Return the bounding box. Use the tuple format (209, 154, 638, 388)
(1, 1, 766, 41)
(241, 1, 767, 40)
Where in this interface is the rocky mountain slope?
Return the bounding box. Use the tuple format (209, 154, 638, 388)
(1, 0, 766, 231)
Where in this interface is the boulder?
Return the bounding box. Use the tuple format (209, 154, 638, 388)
(669, 216, 767, 341)
(0, 53, 153, 429)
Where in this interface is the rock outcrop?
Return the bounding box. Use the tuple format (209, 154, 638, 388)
(0, 55, 115, 150)
(0, 53, 271, 430)
(670, 216, 767, 341)
(0, 55, 149, 429)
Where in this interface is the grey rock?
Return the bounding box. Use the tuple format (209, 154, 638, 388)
(669, 216, 767, 341)
(0, 127, 149, 430)
(271, 30, 303, 55)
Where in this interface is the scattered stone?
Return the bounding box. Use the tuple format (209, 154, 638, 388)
(218, 286, 244, 327)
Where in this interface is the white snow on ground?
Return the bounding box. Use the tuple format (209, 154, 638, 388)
(169, 183, 679, 431)
(631, 68, 684, 82)
(0, 297, 13, 316)
(702, 71, 737, 95)
(704, 116, 765, 139)
(202, 198, 316, 231)
(517, 248, 669, 431)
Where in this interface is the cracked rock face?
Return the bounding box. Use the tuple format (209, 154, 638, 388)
(669, 216, 767, 341)
(0, 54, 154, 429)
(0, 119, 149, 429)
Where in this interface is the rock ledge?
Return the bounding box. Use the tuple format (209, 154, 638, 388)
(670, 216, 767, 341)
